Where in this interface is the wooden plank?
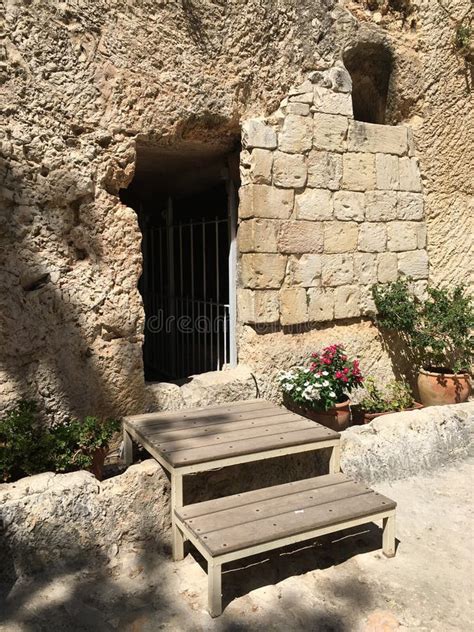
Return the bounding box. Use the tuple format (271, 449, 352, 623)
(141, 407, 294, 437)
(178, 473, 349, 519)
(152, 419, 323, 454)
(124, 399, 275, 427)
(166, 427, 336, 467)
(193, 491, 397, 556)
(182, 481, 372, 535)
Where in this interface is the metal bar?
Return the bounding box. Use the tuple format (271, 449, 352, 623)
(202, 218, 207, 371)
(227, 179, 237, 367)
(167, 197, 176, 377)
(215, 217, 220, 371)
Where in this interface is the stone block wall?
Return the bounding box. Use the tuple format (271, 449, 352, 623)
(238, 66, 428, 327)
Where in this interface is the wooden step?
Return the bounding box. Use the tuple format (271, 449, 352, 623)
(175, 473, 396, 557)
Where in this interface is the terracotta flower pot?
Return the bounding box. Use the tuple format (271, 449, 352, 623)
(284, 395, 351, 431)
(89, 446, 108, 481)
(352, 402, 424, 425)
(417, 368, 471, 406)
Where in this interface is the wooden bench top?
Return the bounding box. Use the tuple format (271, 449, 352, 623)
(123, 399, 340, 471)
(175, 473, 396, 557)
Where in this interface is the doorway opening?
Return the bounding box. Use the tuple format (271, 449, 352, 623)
(121, 139, 240, 382)
(343, 43, 393, 124)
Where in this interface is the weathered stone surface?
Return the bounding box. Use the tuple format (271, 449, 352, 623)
(279, 287, 308, 325)
(313, 113, 348, 152)
(273, 151, 307, 188)
(376, 154, 400, 190)
(278, 115, 312, 153)
(327, 65, 352, 93)
(397, 192, 424, 220)
(242, 120, 278, 150)
(238, 219, 278, 253)
(347, 121, 408, 156)
(295, 188, 333, 221)
(354, 252, 378, 285)
(180, 365, 257, 407)
(359, 285, 377, 316)
(358, 223, 387, 252)
(324, 221, 358, 253)
(416, 223, 427, 249)
(307, 150, 342, 190)
(399, 157, 422, 192)
(240, 253, 287, 289)
(321, 254, 354, 286)
(241, 148, 274, 185)
(239, 185, 294, 219)
(278, 221, 323, 254)
(286, 254, 321, 287)
(342, 153, 376, 191)
(334, 285, 361, 319)
(398, 249, 429, 279)
(387, 221, 419, 252)
(286, 102, 311, 116)
(341, 403, 473, 484)
(333, 191, 365, 221)
(313, 87, 353, 116)
(365, 191, 397, 221)
(238, 289, 280, 324)
(307, 287, 334, 322)
(377, 252, 398, 283)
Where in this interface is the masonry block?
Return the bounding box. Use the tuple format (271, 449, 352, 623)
(334, 285, 361, 319)
(365, 190, 397, 221)
(321, 253, 354, 286)
(347, 121, 408, 156)
(273, 151, 307, 188)
(358, 222, 387, 252)
(307, 287, 334, 322)
(377, 252, 398, 283)
(313, 113, 348, 152)
(398, 249, 429, 280)
(278, 221, 324, 254)
(359, 285, 377, 316)
(237, 289, 280, 324)
(324, 221, 358, 253)
(399, 157, 422, 192)
(307, 150, 342, 190)
(376, 154, 399, 190)
(387, 221, 419, 252)
(238, 219, 278, 253)
(354, 252, 378, 285)
(286, 254, 322, 287)
(248, 148, 273, 184)
(286, 102, 310, 116)
(240, 253, 287, 289)
(397, 192, 424, 220)
(279, 114, 313, 153)
(342, 153, 376, 191)
(333, 190, 365, 221)
(295, 188, 333, 221)
(280, 287, 308, 325)
(242, 120, 277, 150)
(239, 184, 294, 219)
(313, 87, 353, 117)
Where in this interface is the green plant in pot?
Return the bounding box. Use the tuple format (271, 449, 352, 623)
(371, 279, 473, 406)
(278, 344, 364, 431)
(352, 377, 422, 424)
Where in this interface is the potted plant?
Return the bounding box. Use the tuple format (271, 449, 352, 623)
(352, 377, 423, 424)
(372, 280, 473, 406)
(278, 344, 364, 431)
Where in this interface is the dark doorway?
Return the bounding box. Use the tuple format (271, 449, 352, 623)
(343, 43, 393, 124)
(120, 141, 240, 381)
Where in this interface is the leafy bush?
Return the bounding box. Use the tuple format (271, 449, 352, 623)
(359, 377, 415, 413)
(0, 401, 120, 483)
(279, 344, 364, 411)
(372, 279, 473, 373)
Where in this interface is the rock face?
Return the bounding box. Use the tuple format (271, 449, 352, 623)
(0, 1, 472, 420)
(1, 402, 471, 579)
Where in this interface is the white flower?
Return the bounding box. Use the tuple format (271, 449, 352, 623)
(296, 387, 302, 392)
(322, 380, 329, 387)
(322, 371, 329, 376)
(329, 391, 336, 398)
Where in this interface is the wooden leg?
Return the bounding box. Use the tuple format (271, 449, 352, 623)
(329, 444, 341, 474)
(383, 514, 396, 558)
(123, 429, 134, 466)
(171, 472, 185, 561)
(208, 562, 222, 618)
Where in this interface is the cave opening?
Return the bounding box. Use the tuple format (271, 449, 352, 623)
(120, 137, 240, 382)
(343, 42, 393, 125)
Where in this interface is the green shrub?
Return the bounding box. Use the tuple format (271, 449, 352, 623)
(0, 401, 120, 483)
(359, 377, 415, 413)
(372, 279, 473, 373)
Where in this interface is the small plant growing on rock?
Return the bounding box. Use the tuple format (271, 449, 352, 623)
(359, 377, 415, 414)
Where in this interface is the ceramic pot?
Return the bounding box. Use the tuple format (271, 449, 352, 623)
(284, 395, 350, 431)
(89, 446, 108, 480)
(352, 402, 423, 425)
(417, 368, 471, 406)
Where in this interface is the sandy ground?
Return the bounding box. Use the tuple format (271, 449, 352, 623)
(1, 454, 473, 632)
